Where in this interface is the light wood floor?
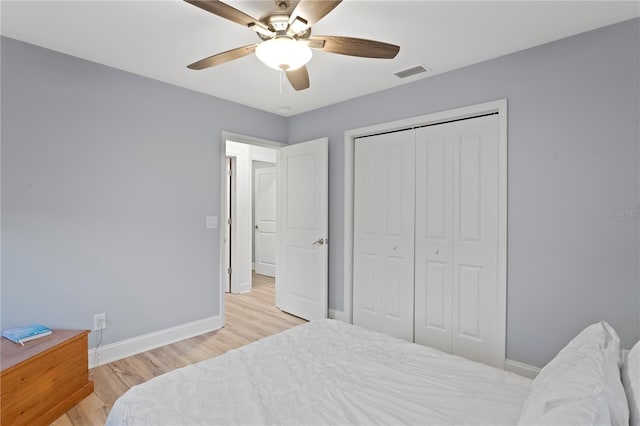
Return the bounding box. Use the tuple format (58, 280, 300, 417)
(52, 274, 305, 426)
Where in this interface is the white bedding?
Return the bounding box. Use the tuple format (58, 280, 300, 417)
(106, 319, 531, 425)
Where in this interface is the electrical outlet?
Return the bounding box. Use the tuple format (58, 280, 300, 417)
(93, 313, 106, 331)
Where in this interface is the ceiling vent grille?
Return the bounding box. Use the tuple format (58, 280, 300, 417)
(394, 65, 429, 79)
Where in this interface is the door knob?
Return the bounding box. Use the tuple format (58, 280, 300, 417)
(434, 248, 440, 254)
(255, 225, 258, 229)
(312, 238, 325, 246)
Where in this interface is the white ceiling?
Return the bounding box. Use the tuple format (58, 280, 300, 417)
(2, 1, 638, 116)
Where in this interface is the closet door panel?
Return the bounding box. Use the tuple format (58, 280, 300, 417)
(353, 130, 415, 341)
(457, 264, 482, 338)
(414, 125, 453, 352)
(353, 140, 383, 332)
(423, 260, 448, 327)
(452, 114, 500, 367)
(359, 253, 380, 314)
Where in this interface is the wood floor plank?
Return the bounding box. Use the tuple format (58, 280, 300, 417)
(50, 414, 74, 426)
(65, 393, 109, 426)
(51, 275, 305, 425)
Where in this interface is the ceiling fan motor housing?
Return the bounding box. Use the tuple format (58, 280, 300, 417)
(269, 15, 290, 32)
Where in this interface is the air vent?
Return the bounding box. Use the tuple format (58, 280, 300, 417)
(394, 65, 430, 79)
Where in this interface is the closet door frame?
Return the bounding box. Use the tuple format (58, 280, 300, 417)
(344, 99, 508, 368)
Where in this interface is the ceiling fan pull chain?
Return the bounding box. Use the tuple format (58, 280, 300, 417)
(279, 69, 283, 95)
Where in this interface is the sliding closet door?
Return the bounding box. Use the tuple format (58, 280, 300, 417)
(414, 123, 454, 353)
(414, 114, 501, 367)
(353, 130, 415, 341)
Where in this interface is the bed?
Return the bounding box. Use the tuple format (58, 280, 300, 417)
(106, 319, 639, 426)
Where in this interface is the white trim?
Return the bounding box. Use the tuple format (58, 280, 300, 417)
(504, 359, 541, 379)
(219, 132, 284, 327)
(221, 131, 285, 149)
(328, 309, 348, 322)
(88, 315, 222, 368)
(344, 133, 354, 324)
(344, 99, 508, 366)
(497, 100, 508, 370)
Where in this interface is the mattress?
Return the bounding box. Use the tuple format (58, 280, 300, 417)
(106, 319, 531, 425)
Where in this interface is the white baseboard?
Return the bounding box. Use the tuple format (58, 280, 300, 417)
(328, 309, 349, 323)
(88, 315, 222, 368)
(504, 358, 541, 379)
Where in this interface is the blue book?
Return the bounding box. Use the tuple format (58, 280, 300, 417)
(2, 324, 52, 346)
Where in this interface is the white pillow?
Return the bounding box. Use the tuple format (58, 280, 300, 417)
(518, 321, 629, 426)
(623, 340, 640, 426)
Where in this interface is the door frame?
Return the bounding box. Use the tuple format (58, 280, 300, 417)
(343, 99, 508, 365)
(219, 131, 284, 325)
(225, 156, 234, 293)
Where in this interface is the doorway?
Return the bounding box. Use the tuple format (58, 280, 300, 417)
(223, 139, 279, 295)
(219, 133, 284, 325)
(219, 132, 329, 325)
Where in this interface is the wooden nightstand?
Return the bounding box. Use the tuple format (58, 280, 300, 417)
(1, 329, 94, 426)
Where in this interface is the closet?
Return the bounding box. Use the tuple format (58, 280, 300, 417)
(353, 114, 502, 368)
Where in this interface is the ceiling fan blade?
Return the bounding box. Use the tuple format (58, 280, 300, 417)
(310, 36, 400, 59)
(300, 39, 325, 49)
(185, 0, 262, 28)
(188, 44, 257, 70)
(286, 66, 310, 91)
(289, 0, 342, 29)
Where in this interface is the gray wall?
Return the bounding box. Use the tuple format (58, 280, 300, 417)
(2, 18, 639, 368)
(288, 18, 640, 367)
(1, 37, 287, 347)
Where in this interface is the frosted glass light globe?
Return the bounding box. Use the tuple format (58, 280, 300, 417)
(255, 37, 312, 71)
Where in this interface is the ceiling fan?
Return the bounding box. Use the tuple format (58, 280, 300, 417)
(184, 0, 400, 91)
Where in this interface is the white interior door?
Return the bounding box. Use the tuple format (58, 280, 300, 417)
(276, 138, 328, 321)
(254, 167, 276, 277)
(353, 130, 415, 341)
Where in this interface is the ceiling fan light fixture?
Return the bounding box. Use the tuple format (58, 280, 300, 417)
(255, 37, 312, 71)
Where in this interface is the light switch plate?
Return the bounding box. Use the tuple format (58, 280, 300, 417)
(206, 216, 218, 229)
